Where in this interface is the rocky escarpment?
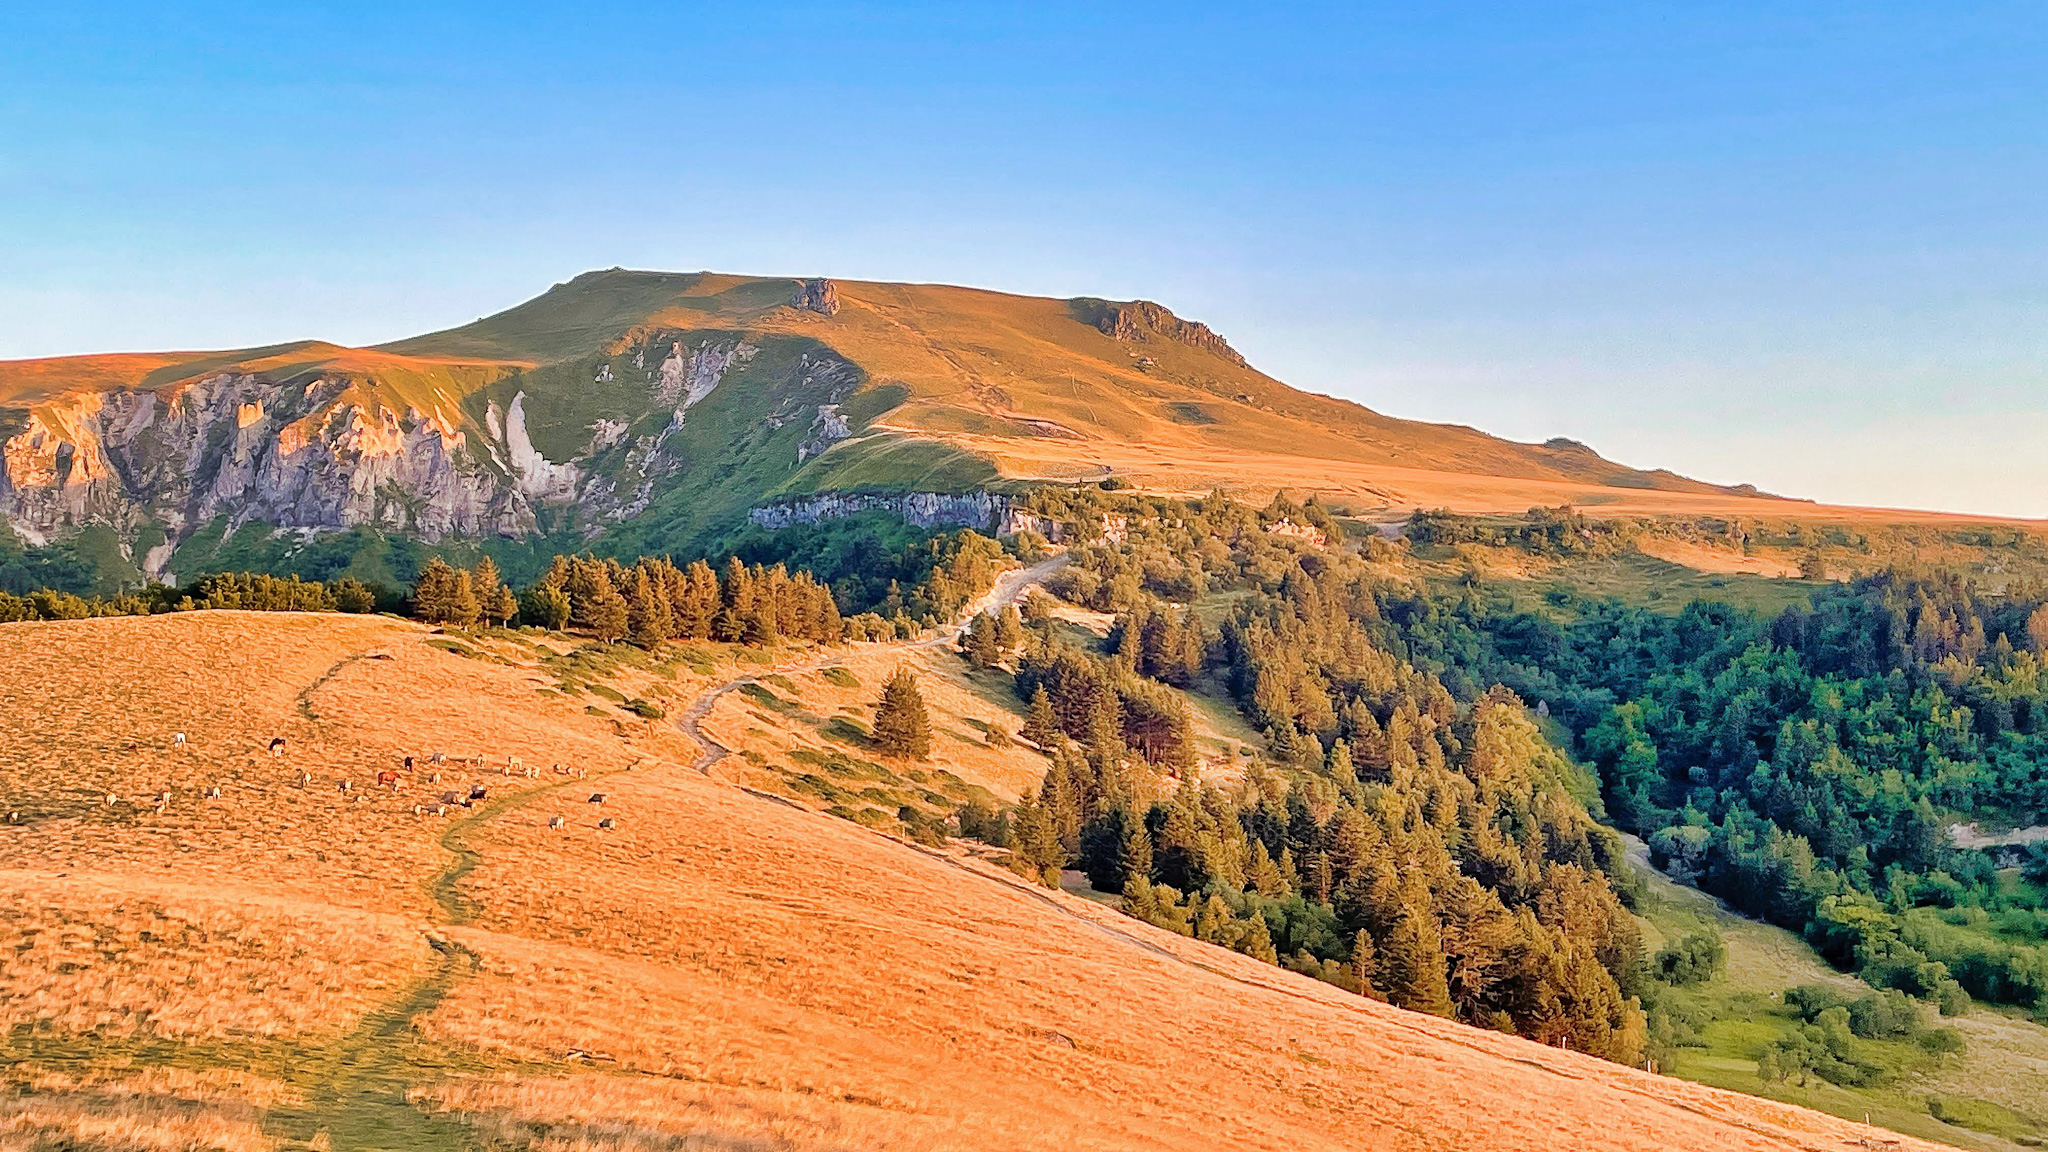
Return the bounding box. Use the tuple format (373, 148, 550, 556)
(748, 490, 1013, 533)
(1071, 298, 1247, 367)
(0, 330, 863, 574)
(0, 375, 533, 559)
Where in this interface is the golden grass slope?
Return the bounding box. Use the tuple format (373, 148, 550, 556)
(0, 610, 1971, 1151)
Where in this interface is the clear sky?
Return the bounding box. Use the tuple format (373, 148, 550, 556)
(5, 3, 2047, 515)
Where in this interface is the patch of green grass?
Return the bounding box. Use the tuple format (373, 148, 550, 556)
(821, 666, 860, 689)
(778, 431, 999, 496)
(1929, 1095, 2043, 1141)
(1628, 839, 2044, 1150)
(1460, 552, 1822, 618)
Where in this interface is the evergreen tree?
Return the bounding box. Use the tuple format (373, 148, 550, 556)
(447, 570, 481, 629)
(411, 558, 459, 624)
(627, 567, 674, 647)
(489, 583, 520, 627)
(1351, 929, 1384, 1000)
(522, 583, 571, 630)
(1121, 805, 1154, 884)
(472, 556, 507, 625)
(1022, 685, 1059, 747)
(873, 667, 934, 760)
(1380, 888, 1455, 1017)
(585, 573, 630, 643)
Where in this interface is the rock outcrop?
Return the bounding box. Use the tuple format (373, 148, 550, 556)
(748, 490, 1013, 533)
(0, 375, 539, 563)
(1071, 297, 1247, 367)
(791, 279, 841, 317)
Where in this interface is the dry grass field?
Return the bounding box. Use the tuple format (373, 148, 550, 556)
(0, 609, 1974, 1152)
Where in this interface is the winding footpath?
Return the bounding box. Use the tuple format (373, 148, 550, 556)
(676, 552, 1069, 773)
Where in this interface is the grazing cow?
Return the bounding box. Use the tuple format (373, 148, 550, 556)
(376, 770, 401, 789)
(468, 785, 488, 801)
(430, 752, 446, 764)
(403, 756, 415, 770)
(172, 732, 186, 747)
(548, 815, 565, 830)
(298, 771, 312, 788)
(434, 804, 447, 816)
(428, 771, 441, 784)
(598, 817, 616, 829)
(588, 793, 606, 805)
(104, 794, 117, 806)
(205, 786, 221, 799)
(337, 780, 352, 793)
(268, 737, 286, 757)
(440, 790, 461, 806)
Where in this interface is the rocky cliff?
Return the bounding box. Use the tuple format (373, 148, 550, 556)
(0, 323, 860, 577)
(747, 490, 1013, 533)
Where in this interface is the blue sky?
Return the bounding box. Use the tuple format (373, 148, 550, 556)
(5, 2, 2047, 514)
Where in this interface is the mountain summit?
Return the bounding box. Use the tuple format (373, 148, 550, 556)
(0, 269, 1780, 577)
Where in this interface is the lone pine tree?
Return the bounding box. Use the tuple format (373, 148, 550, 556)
(873, 667, 934, 760)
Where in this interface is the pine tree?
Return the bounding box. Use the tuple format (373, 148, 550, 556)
(585, 574, 629, 643)
(1380, 887, 1454, 1017)
(411, 558, 459, 624)
(448, 571, 481, 629)
(472, 556, 506, 625)
(489, 583, 520, 627)
(873, 667, 933, 760)
(1121, 805, 1154, 884)
(627, 567, 673, 647)
(996, 605, 1025, 651)
(1239, 909, 1279, 964)
(1350, 929, 1384, 1000)
(522, 583, 570, 630)
(1021, 685, 1059, 747)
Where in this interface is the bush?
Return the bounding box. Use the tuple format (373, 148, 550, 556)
(1919, 1027, 1967, 1056)
(1653, 929, 1726, 985)
(1847, 989, 1921, 1039)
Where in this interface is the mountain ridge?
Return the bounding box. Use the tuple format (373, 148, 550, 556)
(0, 267, 1858, 580)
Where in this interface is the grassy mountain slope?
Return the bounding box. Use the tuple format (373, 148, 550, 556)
(0, 269, 1802, 538)
(0, 610, 1965, 1152)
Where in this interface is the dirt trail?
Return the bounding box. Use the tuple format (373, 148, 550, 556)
(677, 553, 1067, 773)
(271, 762, 623, 1152)
(274, 555, 1068, 1149)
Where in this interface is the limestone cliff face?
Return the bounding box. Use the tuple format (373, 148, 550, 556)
(0, 329, 863, 574)
(0, 374, 537, 562)
(747, 490, 1012, 533)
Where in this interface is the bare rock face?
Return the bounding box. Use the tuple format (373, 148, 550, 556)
(0, 375, 541, 560)
(1072, 297, 1247, 367)
(749, 490, 1010, 532)
(792, 278, 841, 317)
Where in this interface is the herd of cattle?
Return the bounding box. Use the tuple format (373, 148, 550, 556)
(52, 733, 628, 831)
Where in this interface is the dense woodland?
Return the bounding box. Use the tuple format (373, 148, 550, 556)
(0, 521, 1009, 649)
(1381, 570, 2048, 1020)
(977, 490, 1653, 1061)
